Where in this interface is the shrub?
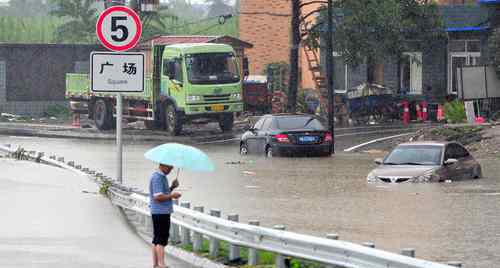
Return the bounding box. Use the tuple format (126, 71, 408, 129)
(45, 104, 71, 119)
(443, 100, 466, 124)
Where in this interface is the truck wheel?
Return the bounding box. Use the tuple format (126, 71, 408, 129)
(219, 113, 234, 132)
(94, 99, 113, 130)
(165, 104, 183, 136)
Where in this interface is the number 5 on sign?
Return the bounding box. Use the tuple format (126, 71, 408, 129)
(96, 6, 142, 52)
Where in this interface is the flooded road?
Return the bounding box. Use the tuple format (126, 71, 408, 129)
(1, 135, 499, 267)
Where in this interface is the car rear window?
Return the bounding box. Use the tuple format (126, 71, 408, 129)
(275, 117, 325, 130)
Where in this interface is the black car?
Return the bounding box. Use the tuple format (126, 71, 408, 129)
(239, 114, 333, 157)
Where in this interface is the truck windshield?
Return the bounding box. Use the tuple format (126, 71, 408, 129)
(186, 53, 240, 85)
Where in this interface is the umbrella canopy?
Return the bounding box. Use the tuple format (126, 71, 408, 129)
(144, 143, 215, 172)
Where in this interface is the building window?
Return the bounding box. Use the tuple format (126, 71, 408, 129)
(448, 40, 481, 94)
(333, 52, 349, 92)
(400, 52, 422, 95)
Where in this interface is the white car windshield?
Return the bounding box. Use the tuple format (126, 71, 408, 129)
(384, 145, 443, 165)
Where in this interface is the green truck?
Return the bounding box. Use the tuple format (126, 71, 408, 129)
(66, 43, 243, 135)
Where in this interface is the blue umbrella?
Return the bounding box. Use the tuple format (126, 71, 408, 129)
(144, 143, 215, 172)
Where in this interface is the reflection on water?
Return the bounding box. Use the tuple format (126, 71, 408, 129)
(1, 136, 499, 268)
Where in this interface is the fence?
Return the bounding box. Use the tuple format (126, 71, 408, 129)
(0, 144, 463, 268)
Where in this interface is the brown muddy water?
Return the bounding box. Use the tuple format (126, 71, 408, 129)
(1, 136, 499, 267)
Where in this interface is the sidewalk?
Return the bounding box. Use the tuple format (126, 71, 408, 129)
(0, 158, 194, 268)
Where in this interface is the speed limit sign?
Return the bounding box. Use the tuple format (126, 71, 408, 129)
(96, 6, 142, 52)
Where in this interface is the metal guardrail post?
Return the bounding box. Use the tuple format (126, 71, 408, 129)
(209, 209, 221, 258)
(327, 233, 339, 240)
(363, 242, 375, 248)
(401, 248, 416, 258)
(248, 220, 260, 265)
(325, 234, 340, 268)
(227, 214, 240, 261)
(170, 199, 180, 244)
(273, 225, 287, 268)
(447, 261, 462, 267)
(193, 206, 205, 252)
(180, 202, 192, 246)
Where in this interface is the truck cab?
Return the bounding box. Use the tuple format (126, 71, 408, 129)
(157, 44, 243, 134)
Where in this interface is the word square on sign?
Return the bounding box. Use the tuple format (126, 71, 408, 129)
(91, 52, 144, 93)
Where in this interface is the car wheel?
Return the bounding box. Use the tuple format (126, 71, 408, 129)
(266, 146, 273, 158)
(240, 143, 248, 155)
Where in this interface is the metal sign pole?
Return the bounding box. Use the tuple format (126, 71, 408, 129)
(116, 93, 123, 184)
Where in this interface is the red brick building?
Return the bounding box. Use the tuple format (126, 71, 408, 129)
(239, 0, 322, 90)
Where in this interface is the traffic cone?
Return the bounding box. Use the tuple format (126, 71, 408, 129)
(402, 100, 410, 125)
(72, 113, 80, 127)
(437, 104, 444, 122)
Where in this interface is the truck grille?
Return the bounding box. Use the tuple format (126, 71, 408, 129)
(203, 94, 230, 102)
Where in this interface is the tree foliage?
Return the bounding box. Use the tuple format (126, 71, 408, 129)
(329, 0, 444, 66)
(49, 0, 98, 43)
(0, 0, 52, 17)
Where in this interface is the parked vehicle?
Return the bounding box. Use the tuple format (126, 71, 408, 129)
(239, 114, 333, 157)
(346, 83, 400, 124)
(66, 43, 243, 135)
(367, 141, 482, 183)
(242, 75, 271, 115)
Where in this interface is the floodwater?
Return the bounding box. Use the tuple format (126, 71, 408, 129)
(1, 135, 499, 268)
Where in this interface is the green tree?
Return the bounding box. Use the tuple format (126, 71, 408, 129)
(50, 0, 98, 43)
(329, 0, 443, 83)
(129, 0, 178, 40)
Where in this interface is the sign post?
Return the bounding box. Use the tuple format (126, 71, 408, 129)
(94, 6, 143, 184)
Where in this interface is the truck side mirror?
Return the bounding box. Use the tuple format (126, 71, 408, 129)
(374, 158, 383, 165)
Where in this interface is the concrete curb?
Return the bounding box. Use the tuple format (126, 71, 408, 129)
(0, 122, 242, 144)
(136, 232, 229, 268)
(0, 144, 230, 268)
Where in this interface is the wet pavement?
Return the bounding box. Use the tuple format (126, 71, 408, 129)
(1, 133, 499, 268)
(0, 158, 192, 268)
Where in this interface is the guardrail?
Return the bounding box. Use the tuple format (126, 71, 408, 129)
(0, 144, 463, 268)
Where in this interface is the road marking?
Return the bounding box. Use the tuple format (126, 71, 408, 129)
(343, 132, 416, 152)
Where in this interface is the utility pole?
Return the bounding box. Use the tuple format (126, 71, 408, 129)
(326, 0, 335, 154)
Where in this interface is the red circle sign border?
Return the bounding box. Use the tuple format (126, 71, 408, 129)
(96, 6, 142, 52)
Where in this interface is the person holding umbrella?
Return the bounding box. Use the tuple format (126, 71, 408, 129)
(149, 163, 181, 268)
(145, 143, 215, 268)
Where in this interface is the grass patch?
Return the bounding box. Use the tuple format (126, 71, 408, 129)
(177, 237, 326, 267)
(44, 104, 71, 119)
